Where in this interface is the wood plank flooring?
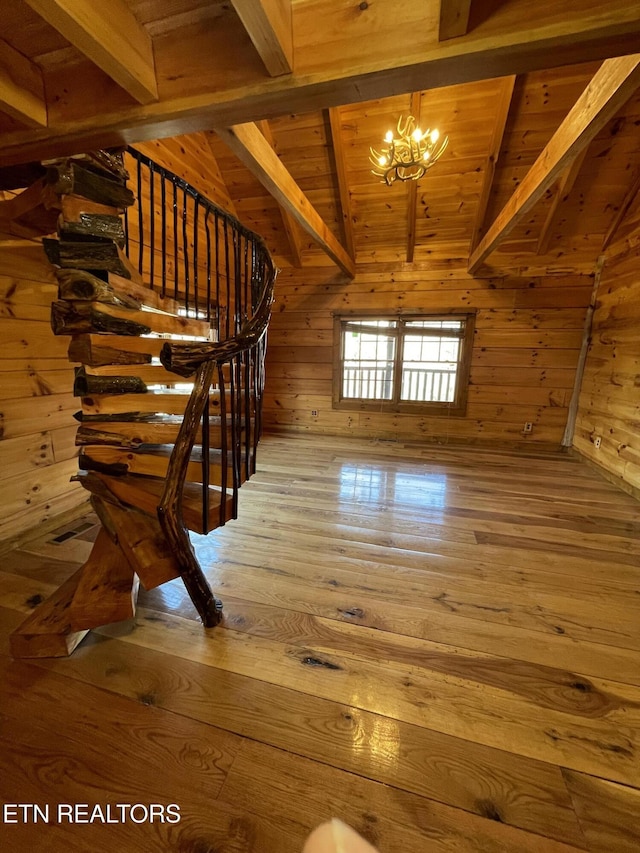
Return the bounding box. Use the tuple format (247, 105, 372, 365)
(1, 432, 639, 851)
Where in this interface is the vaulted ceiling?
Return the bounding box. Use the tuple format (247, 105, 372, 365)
(207, 64, 640, 276)
(1, 1, 640, 277)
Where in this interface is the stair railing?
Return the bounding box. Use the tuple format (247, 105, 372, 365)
(124, 147, 276, 625)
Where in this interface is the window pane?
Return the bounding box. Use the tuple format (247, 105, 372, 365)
(401, 334, 460, 402)
(343, 329, 395, 399)
(405, 318, 463, 331)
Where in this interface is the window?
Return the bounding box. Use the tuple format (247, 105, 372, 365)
(333, 313, 474, 415)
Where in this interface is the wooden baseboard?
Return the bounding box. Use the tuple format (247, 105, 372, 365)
(569, 447, 640, 502)
(262, 425, 562, 453)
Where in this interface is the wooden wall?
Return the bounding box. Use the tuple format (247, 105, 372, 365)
(0, 235, 84, 542)
(574, 245, 640, 494)
(264, 265, 594, 446)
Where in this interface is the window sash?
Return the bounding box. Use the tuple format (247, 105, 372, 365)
(335, 313, 473, 413)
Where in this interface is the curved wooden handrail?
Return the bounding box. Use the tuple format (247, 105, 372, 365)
(159, 262, 276, 377)
(123, 150, 279, 627)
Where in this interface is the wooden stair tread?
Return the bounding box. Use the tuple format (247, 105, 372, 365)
(75, 417, 252, 448)
(76, 470, 235, 534)
(68, 334, 242, 368)
(80, 388, 253, 417)
(52, 298, 212, 339)
(80, 444, 250, 487)
(84, 361, 233, 383)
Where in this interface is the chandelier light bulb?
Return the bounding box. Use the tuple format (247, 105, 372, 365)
(369, 115, 448, 185)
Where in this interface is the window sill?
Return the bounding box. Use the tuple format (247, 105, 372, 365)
(333, 400, 468, 417)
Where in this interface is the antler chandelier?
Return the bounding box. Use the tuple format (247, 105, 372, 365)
(370, 115, 448, 185)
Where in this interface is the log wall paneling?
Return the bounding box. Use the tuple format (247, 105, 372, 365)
(574, 245, 640, 495)
(264, 266, 593, 445)
(0, 236, 85, 542)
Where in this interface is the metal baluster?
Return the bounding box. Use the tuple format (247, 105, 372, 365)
(217, 362, 228, 526)
(173, 182, 178, 301)
(160, 171, 167, 298)
(149, 161, 155, 290)
(214, 212, 221, 340)
(193, 196, 200, 318)
(201, 393, 210, 531)
(137, 161, 144, 276)
(228, 355, 239, 518)
(204, 208, 212, 324)
(182, 187, 189, 315)
(223, 218, 230, 340)
(123, 196, 129, 254)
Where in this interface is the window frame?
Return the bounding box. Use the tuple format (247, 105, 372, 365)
(332, 310, 475, 416)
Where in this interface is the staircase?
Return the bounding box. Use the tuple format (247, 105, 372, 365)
(9, 147, 276, 658)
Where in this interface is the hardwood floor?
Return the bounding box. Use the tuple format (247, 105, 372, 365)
(1, 432, 639, 852)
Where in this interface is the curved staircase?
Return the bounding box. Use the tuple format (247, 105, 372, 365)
(9, 146, 276, 658)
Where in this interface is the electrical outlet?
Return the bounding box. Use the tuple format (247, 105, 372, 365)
(594, 435, 602, 449)
(311, 410, 318, 416)
(523, 422, 533, 433)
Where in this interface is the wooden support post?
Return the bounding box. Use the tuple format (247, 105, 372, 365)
(69, 527, 139, 630)
(94, 501, 182, 590)
(9, 568, 89, 658)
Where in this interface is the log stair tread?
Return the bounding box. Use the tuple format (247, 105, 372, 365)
(83, 362, 233, 383)
(75, 417, 252, 448)
(76, 470, 235, 534)
(80, 444, 250, 486)
(68, 334, 239, 367)
(80, 388, 254, 417)
(52, 298, 212, 339)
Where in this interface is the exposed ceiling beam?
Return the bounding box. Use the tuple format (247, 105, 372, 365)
(328, 107, 356, 262)
(257, 120, 304, 266)
(468, 55, 640, 274)
(469, 75, 515, 255)
(2, 5, 640, 166)
(439, 0, 472, 41)
(406, 92, 422, 263)
(24, 0, 158, 104)
(0, 38, 47, 127)
(230, 0, 293, 76)
(216, 122, 355, 278)
(536, 146, 588, 255)
(601, 170, 640, 252)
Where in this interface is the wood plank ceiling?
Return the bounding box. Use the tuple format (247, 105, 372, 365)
(0, 1, 640, 277)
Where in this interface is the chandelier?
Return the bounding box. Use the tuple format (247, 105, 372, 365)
(370, 115, 448, 185)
